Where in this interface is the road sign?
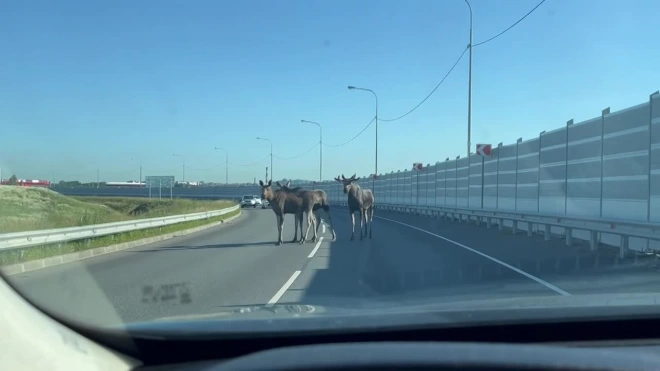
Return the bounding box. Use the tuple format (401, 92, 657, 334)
(476, 144, 492, 156)
(412, 163, 424, 171)
(145, 176, 175, 188)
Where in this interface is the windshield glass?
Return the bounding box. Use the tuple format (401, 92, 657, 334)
(1, 0, 659, 334)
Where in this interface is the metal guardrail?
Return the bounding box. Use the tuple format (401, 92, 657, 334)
(0, 204, 240, 251)
(329, 201, 660, 259)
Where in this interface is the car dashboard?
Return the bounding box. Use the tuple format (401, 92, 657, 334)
(135, 340, 660, 371)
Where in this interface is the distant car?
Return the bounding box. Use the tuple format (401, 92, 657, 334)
(252, 195, 263, 207)
(241, 195, 258, 208)
(261, 199, 270, 209)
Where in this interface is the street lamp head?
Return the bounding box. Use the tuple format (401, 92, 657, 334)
(347, 86, 356, 90)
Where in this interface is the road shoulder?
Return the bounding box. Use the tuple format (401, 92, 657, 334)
(1, 211, 245, 276)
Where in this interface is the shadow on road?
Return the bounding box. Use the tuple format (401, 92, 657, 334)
(129, 241, 290, 252)
(283, 208, 660, 309)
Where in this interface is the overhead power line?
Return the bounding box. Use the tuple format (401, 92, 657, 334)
(379, 46, 469, 122)
(322, 116, 376, 148)
(375, 0, 547, 124)
(473, 0, 547, 47)
(208, 0, 547, 168)
(274, 142, 319, 160)
(229, 154, 270, 167)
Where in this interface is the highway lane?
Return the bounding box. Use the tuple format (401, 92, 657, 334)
(6, 204, 660, 328)
(7, 208, 322, 326)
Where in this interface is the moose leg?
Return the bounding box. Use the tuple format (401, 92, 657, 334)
(368, 206, 374, 239)
(315, 209, 321, 234)
(297, 212, 304, 241)
(361, 208, 368, 239)
(350, 211, 355, 241)
(310, 211, 318, 243)
(301, 209, 315, 244)
(359, 209, 364, 240)
(276, 213, 284, 246)
(323, 205, 337, 241)
(290, 213, 299, 243)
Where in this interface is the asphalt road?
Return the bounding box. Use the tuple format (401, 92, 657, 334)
(5, 206, 660, 327)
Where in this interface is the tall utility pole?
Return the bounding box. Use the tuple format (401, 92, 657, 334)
(173, 154, 185, 183)
(214, 147, 229, 184)
(347, 86, 379, 189)
(256, 137, 273, 182)
(301, 120, 322, 182)
(132, 158, 142, 184)
(465, 0, 473, 157)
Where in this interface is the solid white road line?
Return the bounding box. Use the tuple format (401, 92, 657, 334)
(266, 270, 301, 307)
(377, 216, 571, 297)
(308, 237, 324, 258)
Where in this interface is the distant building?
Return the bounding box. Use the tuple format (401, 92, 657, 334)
(0, 179, 51, 187)
(105, 181, 145, 188)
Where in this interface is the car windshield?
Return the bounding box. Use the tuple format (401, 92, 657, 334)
(1, 0, 659, 339)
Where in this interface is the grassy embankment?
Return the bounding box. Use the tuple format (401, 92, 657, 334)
(0, 186, 238, 266)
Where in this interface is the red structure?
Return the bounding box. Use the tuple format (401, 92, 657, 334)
(0, 179, 51, 187)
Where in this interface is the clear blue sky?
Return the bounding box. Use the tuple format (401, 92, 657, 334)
(1, 0, 658, 183)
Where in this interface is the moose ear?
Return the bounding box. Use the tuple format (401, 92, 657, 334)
(351, 173, 357, 180)
(267, 180, 272, 187)
(341, 174, 346, 180)
(276, 181, 283, 188)
(285, 180, 291, 187)
(259, 180, 264, 187)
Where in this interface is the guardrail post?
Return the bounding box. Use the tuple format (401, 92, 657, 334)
(527, 223, 532, 237)
(498, 218, 504, 231)
(565, 228, 573, 247)
(512, 220, 518, 235)
(620, 236, 629, 259)
(589, 231, 598, 251)
(487, 217, 492, 229)
(544, 225, 551, 241)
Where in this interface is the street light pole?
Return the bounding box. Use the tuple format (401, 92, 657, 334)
(348, 85, 379, 188)
(88, 161, 98, 188)
(173, 154, 185, 183)
(256, 137, 273, 182)
(214, 147, 229, 184)
(131, 157, 142, 184)
(301, 120, 322, 182)
(465, 0, 473, 157)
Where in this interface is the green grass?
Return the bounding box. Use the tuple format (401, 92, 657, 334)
(0, 185, 234, 233)
(0, 185, 239, 266)
(0, 208, 240, 266)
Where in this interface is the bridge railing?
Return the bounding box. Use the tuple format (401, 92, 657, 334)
(328, 200, 659, 259)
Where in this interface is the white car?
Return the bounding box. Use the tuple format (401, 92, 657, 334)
(252, 195, 263, 207)
(241, 195, 258, 208)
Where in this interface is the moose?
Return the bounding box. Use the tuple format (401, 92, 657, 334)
(277, 181, 337, 243)
(259, 179, 306, 245)
(335, 174, 374, 240)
